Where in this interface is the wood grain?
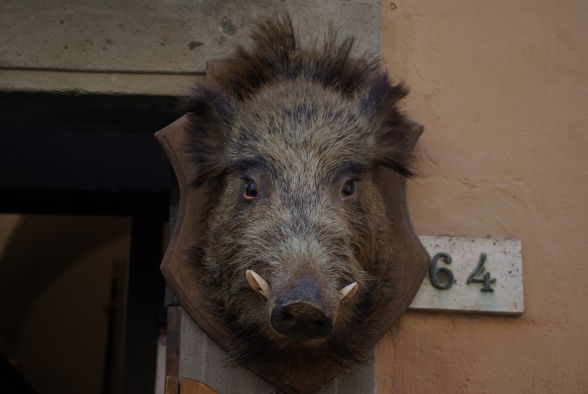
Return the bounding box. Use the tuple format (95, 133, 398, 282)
(180, 379, 217, 394)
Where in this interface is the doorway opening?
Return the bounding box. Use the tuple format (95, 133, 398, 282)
(0, 91, 178, 394)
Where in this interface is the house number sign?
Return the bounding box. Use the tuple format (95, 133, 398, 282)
(408, 236, 524, 315)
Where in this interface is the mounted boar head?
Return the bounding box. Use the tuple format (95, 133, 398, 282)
(157, 15, 429, 393)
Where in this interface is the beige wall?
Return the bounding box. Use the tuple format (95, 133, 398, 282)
(377, 0, 588, 392)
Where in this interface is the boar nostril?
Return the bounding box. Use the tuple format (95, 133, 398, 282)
(313, 320, 327, 329)
(270, 302, 333, 340)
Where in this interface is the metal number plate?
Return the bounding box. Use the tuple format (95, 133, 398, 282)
(409, 236, 524, 315)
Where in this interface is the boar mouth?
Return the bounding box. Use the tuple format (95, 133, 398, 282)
(245, 270, 358, 341)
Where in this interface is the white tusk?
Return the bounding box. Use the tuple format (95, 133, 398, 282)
(339, 282, 358, 301)
(245, 270, 271, 299)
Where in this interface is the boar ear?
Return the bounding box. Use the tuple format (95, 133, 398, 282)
(361, 73, 422, 177)
(183, 86, 236, 188)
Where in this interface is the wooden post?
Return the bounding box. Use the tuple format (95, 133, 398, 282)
(173, 308, 375, 394)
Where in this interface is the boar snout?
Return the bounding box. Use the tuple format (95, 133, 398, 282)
(270, 279, 333, 340)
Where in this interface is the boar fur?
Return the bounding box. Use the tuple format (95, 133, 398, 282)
(184, 15, 420, 392)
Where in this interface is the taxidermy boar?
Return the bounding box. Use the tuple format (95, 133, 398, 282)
(180, 15, 427, 393)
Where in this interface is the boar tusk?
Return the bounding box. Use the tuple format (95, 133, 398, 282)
(339, 282, 358, 301)
(246, 270, 271, 299)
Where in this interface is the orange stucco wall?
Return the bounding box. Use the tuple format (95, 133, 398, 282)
(377, 1, 588, 392)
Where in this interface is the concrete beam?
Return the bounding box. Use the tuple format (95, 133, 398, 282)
(0, 0, 380, 95)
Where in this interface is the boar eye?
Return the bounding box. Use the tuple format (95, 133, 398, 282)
(340, 179, 356, 198)
(243, 179, 258, 200)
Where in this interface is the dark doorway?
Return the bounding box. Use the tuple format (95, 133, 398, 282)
(0, 92, 179, 394)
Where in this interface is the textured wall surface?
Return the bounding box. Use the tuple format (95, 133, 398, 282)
(0, 0, 379, 95)
(377, 0, 588, 392)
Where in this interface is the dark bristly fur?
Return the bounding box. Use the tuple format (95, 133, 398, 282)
(221, 15, 382, 101)
(183, 15, 420, 392)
